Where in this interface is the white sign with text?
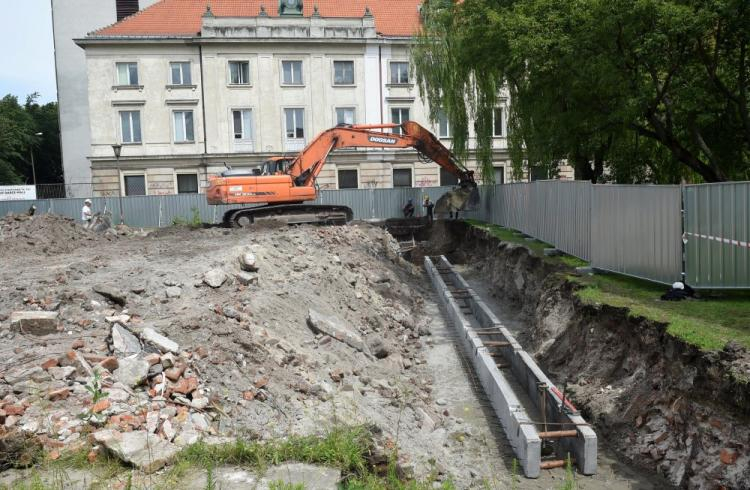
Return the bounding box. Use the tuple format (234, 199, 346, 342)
(0, 185, 37, 201)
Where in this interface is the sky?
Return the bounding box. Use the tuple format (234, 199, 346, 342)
(0, 0, 57, 103)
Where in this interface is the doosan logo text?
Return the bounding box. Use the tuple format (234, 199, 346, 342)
(368, 136, 397, 144)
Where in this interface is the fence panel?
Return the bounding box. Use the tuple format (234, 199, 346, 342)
(684, 182, 750, 288)
(591, 185, 682, 285)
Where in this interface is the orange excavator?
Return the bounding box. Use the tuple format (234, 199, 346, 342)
(206, 121, 479, 226)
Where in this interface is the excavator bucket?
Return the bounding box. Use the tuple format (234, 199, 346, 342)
(434, 185, 481, 214)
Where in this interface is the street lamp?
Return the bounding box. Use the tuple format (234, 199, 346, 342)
(29, 132, 43, 189)
(112, 144, 124, 225)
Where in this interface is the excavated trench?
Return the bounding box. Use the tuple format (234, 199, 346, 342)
(400, 220, 750, 490)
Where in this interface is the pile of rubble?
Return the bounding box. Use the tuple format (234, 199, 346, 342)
(0, 213, 110, 255)
(1, 307, 227, 473)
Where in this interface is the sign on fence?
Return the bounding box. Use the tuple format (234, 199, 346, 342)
(0, 185, 36, 201)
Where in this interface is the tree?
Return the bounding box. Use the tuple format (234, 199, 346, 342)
(413, 0, 750, 183)
(0, 93, 62, 186)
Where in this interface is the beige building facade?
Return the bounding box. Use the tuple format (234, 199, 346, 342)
(78, 2, 558, 197)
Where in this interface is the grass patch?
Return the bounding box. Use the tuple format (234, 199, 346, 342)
(465, 219, 750, 351)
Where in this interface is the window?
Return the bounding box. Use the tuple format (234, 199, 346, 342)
(493, 166, 505, 184)
(440, 168, 459, 186)
(173, 110, 194, 142)
(391, 108, 410, 134)
(338, 169, 358, 189)
(229, 61, 250, 85)
(282, 60, 303, 85)
(493, 107, 504, 137)
(284, 108, 304, 139)
(124, 174, 146, 196)
(390, 62, 409, 84)
(232, 109, 253, 140)
(393, 168, 412, 187)
(170, 62, 191, 85)
(335, 107, 355, 126)
(116, 62, 138, 85)
(119, 111, 141, 143)
(333, 61, 354, 85)
(177, 174, 199, 194)
(438, 109, 450, 138)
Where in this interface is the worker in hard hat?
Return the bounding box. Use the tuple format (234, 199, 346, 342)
(82, 199, 93, 229)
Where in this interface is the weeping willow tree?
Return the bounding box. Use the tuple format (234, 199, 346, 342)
(413, 0, 750, 183)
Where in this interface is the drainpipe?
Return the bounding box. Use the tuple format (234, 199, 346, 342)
(198, 42, 209, 186)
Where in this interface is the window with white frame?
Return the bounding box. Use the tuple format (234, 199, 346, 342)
(116, 62, 138, 85)
(124, 174, 146, 196)
(493, 107, 504, 137)
(390, 62, 409, 84)
(335, 107, 355, 126)
(392, 168, 412, 187)
(176, 173, 199, 194)
(438, 109, 450, 138)
(338, 169, 358, 189)
(173, 110, 194, 142)
(333, 61, 354, 85)
(281, 60, 303, 85)
(119, 111, 141, 143)
(170, 62, 191, 85)
(232, 109, 253, 140)
(228, 61, 250, 85)
(390, 107, 410, 134)
(284, 108, 304, 139)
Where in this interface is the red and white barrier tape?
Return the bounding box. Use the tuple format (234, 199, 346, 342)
(684, 232, 750, 249)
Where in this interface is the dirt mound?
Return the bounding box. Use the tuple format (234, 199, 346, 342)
(0, 213, 114, 254)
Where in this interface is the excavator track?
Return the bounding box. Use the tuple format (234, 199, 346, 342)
(223, 204, 353, 228)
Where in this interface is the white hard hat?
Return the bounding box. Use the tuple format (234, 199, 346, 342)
(672, 281, 685, 290)
(84, 199, 92, 204)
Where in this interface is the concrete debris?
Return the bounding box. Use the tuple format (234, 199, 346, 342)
(263, 463, 342, 489)
(165, 286, 182, 298)
(3, 366, 49, 385)
(234, 271, 258, 286)
(10, 311, 60, 335)
(141, 327, 180, 354)
(239, 251, 259, 272)
(105, 314, 131, 324)
(114, 357, 150, 388)
(111, 324, 142, 356)
(93, 429, 179, 473)
(307, 309, 370, 355)
(203, 269, 227, 288)
(92, 284, 128, 306)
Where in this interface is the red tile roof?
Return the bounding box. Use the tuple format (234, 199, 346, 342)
(94, 0, 422, 37)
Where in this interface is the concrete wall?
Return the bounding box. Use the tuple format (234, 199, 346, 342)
(51, 0, 158, 197)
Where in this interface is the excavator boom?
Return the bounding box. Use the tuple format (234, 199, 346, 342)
(207, 121, 479, 226)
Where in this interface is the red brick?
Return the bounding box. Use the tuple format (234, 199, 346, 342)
(720, 448, 738, 465)
(164, 365, 186, 382)
(144, 353, 161, 366)
(41, 358, 59, 370)
(97, 357, 119, 372)
(2, 405, 25, 416)
(173, 377, 198, 394)
(47, 388, 70, 401)
(92, 399, 111, 413)
(242, 391, 255, 401)
(71, 339, 85, 350)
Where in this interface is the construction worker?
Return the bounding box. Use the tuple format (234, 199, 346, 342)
(423, 196, 435, 222)
(402, 198, 415, 218)
(81, 199, 93, 229)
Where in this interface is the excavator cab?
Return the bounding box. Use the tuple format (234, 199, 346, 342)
(260, 157, 294, 176)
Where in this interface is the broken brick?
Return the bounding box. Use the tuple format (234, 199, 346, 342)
(71, 339, 85, 350)
(173, 377, 198, 394)
(92, 399, 111, 413)
(47, 388, 70, 401)
(254, 376, 269, 390)
(720, 448, 738, 465)
(97, 357, 119, 372)
(164, 365, 186, 382)
(195, 346, 208, 359)
(41, 358, 59, 370)
(144, 353, 161, 366)
(242, 391, 256, 401)
(2, 405, 25, 416)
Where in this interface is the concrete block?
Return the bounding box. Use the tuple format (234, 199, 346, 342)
(10, 311, 59, 335)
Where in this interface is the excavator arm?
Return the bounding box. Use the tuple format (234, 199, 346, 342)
(288, 122, 471, 181)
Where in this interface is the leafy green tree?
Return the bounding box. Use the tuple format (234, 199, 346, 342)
(413, 0, 750, 183)
(0, 93, 62, 186)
